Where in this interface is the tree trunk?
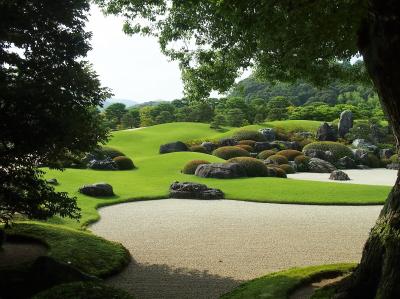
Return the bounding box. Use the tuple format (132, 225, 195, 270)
(335, 1, 400, 298)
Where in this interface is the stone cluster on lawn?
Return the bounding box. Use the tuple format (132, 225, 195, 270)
(329, 170, 351, 181)
(79, 183, 114, 197)
(169, 182, 224, 200)
(195, 163, 246, 179)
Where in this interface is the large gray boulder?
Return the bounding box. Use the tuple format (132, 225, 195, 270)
(169, 182, 224, 200)
(338, 110, 353, 138)
(254, 142, 273, 152)
(329, 170, 350, 181)
(201, 142, 217, 153)
(258, 128, 276, 141)
(87, 158, 118, 170)
(336, 156, 356, 169)
(79, 183, 114, 197)
(219, 138, 238, 146)
(303, 149, 334, 162)
(273, 141, 300, 150)
(308, 158, 337, 173)
(352, 139, 378, 152)
(316, 122, 337, 141)
(353, 148, 370, 164)
(195, 163, 246, 179)
(159, 141, 189, 154)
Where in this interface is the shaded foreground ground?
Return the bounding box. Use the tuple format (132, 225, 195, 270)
(288, 169, 397, 186)
(91, 199, 381, 299)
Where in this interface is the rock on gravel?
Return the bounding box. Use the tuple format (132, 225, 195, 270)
(308, 158, 336, 173)
(329, 170, 350, 181)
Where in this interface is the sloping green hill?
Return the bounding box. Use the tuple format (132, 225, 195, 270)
(44, 121, 390, 229)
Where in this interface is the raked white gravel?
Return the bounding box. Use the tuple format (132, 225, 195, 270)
(91, 199, 382, 299)
(288, 168, 397, 186)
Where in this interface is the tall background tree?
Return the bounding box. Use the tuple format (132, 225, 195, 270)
(0, 0, 110, 229)
(96, 0, 400, 298)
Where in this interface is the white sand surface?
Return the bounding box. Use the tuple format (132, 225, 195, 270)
(288, 168, 397, 186)
(91, 199, 382, 299)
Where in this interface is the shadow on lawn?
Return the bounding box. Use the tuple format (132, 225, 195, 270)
(106, 258, 243, 299)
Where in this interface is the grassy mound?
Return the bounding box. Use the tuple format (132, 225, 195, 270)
(43, 122, 390, 228)
(303, 142, 354, 162)
(228, 157, 269, 177)
(266, 154, 289, 165)
(276, 150, 303, 161)
(212, 146, 250, 160)
(182, 160, 211, 174)
(32, 282, 134, 299)
(257, 150, 276, 160)
(113, 156, 135, 170)
(232, 130, 266, 142)
(5, 223, 130, 277)
(220, 264, 355, 299)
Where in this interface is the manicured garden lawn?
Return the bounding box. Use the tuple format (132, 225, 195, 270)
(5, 222, 130, 277)
(220, 263, 355, 299)
(43, 121, 390, 229)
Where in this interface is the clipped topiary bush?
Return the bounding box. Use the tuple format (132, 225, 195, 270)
(212, 146, 250, 160)
(228, 157, 269, 177)
(232, 130, 266, 142)
(190, 145, 207, 153)
(257, 150, 276, 160)
(278, 164, 295, 174)
(265, 154, 289, 165)
(113, 156, 135, 170)
(381, 158, 391, 167)
(366, 153, 380, 168)
(102, 146, 126, 159)
(390, 154, 399, 163)
(294, 155, 311, 172)
(303, 141, 353, 162)
(276, 150, 303, 161)
(182, 160, 211, 174)
(268, 166, 287, 178)
(236, 144, 254, 152)
(238, 140, 256, 146)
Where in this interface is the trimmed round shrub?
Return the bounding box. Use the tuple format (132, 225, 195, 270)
(381, 158, 391, 167)
(265, 154, 288, 165)
(257, 150, 276, 160)
(32, 282, 134, 299)
(303, 142, 353, 162)
(276, 150, 303, 161)
(182, 160, 211, 174)
(238, 140, 256, 146)
(236, 144, 253, 152)
(190, 145, 207, 153)
(232, 130, 266, 142)
(228, 157, 269, 177)
(390, 154, 399, 163)
(294, 155, 311, 172)
(278, 164, 295, 174)
(101, 146, 125, 159)
(366, 153, 380, 168)
(268, 166, 287, 178)
(113, 156, 135, 170)
(212, 146, 250, 160)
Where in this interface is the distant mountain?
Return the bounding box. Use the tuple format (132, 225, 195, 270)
(103, 98, 138, 108)
(133, 100, 168, 108)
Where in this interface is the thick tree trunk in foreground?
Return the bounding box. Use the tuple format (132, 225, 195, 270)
(335, 1, 400, 299)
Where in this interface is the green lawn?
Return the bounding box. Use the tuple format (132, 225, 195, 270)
(220, 263, 355, 299)
(43, 121, 390, 229)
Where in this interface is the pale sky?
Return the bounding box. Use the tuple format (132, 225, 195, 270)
(86, 6, 184, 103)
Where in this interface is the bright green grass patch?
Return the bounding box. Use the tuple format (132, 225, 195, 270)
(220, 263, 355, 299)
(32, 282, 134, 299)
(43, 122, 390, 229)
(5, 222, 130, 277)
